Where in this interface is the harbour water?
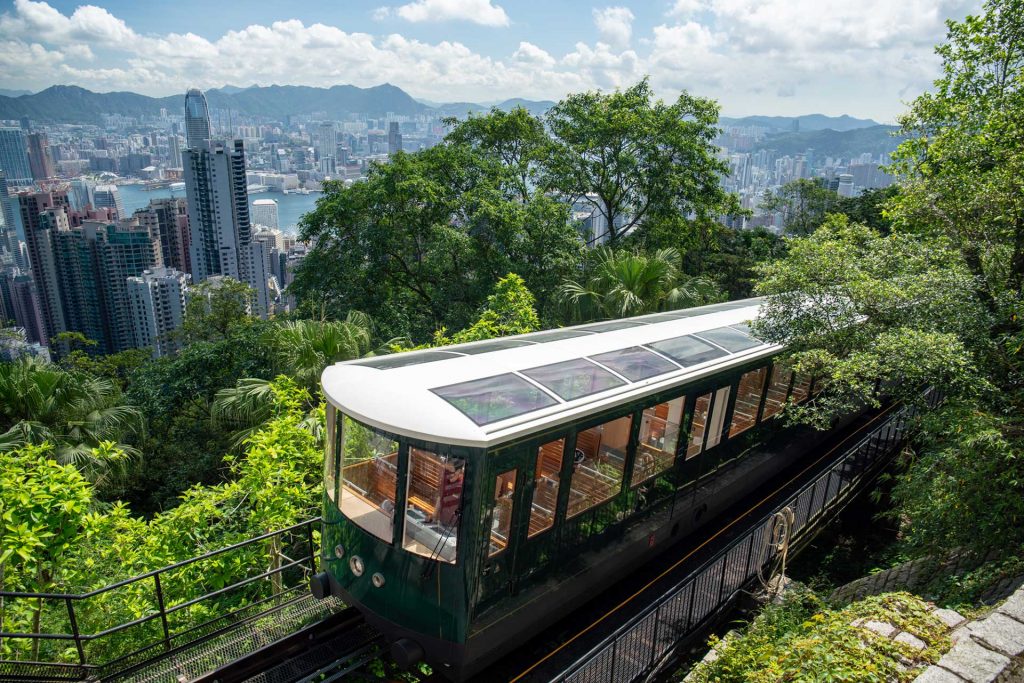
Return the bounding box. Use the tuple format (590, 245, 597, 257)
(117, 184, 321, 234)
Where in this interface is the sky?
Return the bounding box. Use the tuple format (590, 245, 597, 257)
(0, 0, 980, 122)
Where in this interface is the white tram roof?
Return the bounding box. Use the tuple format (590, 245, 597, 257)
(321, 297, 780, 449)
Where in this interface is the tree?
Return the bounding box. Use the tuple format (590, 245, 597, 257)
(180, 277, 256, 343)
(0, 443, 94, 657)
(292, 128, 582, 341)
(0, 357, 141, 484)
(760, 179, 838, 236)
(557, 247, 723, 323)
(437, 273, 541, 344)
(834, 186, 898, 233)
(544, 78, 738, 245)
(889, 0, 1024, 386)
(264, 313, 374, 392)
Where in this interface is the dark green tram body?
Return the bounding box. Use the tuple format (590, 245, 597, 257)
(315, 301, 849, 680)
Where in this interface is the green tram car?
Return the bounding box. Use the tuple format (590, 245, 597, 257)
(311, 298, 839, 680)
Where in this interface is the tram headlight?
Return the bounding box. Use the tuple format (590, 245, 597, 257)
(349, 555, 365, 576)
(371, 572, 385, 588)
(334, 544, 345, 559)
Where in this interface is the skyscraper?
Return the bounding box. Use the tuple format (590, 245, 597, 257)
(127, 266, 189, 357)
(135, 197, 190, 273)
(317, 122, 337, 162)
(0, 127, 32, 186)
(26, 133, 54, 181)
(388, 121, 402, 155)
(184, 88, 213, 149)
(93, 185, 126, 219)
(252, 198, 279, 230)
(168, 133, 183, 167)
(19, 191, 72, 342)
(184, 138, 269, 315)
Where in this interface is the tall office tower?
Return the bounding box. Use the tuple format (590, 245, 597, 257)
(51, 219, 160, 354)
(93, 185, 126, 219)
(252, 198, 279, 229)
(127, 266, 189, 357)
(19, 191, 71, 342)
(317, 122, 337, 162)
(387, 121, 402, 155)
(6, 274, 47, 344)
(0, 127, 33, 186)
(168, 133, 183, 167)
(68, 178, 94, 211)
(837, 174, 856, 198)
(0, 172, 23, 267)
(184, 88, 213, 149)
(184, 139, 269, 316)
(135, 197, 189, 273)
(26, 133, 54, 181)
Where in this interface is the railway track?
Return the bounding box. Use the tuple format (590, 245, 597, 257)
(187, 608, 382, 683)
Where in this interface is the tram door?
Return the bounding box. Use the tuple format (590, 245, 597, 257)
(478, 448, 528, 605)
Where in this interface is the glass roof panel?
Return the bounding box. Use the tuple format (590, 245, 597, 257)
(648, 335, 729, 366)
(432, 373, 559, 426)
(590, 346, 679, 381)
(633, 312, 687, 323)
(448, 339, 537, 354)
(520, 328, 595, 342)
(729, 323, 761, 340)
(576, 320, 649, 332)
(354, 350, 464, 369)
(521, 358, 626, 401)
(694, 326, 762, 353)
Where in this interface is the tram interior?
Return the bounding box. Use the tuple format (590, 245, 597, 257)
(403, 448, 464, 563)
(567, 415, 631, 517)
(527, 439, 565, 538)
(340, 449, 398, 543)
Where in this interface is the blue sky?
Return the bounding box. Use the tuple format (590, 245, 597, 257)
(0, 0, 979, 120)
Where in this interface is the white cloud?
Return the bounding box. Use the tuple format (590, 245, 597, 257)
(0, 0, 980, 120)
(371, 7, 391, 20)
(592, 7, 635, 48)
(392, 0, 510, 26)
(666, 0, 708, 18)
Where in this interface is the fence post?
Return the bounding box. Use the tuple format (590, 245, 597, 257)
(153, 574, 171, 651)
(609, 639, 618, 683)
(65, 597, 86, 665)
(305, 520, 317, 573)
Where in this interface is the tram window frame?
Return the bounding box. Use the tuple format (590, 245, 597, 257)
(528, 438, 565, 538)
(325, 404, 338, 502)
(337, 415, 400, 544)
(791, 372, 812, 402)
(686, 391, 713, 459)
(632, 396, 685, 487)
(705, 386, 731, 450)
(402, 447, 466, 564)
(488, 469, 518, 557)
(566, 414, 632, 518)
(760, 363, 794, 421)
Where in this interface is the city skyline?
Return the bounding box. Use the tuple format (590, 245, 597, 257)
(0, 0, 980, 121)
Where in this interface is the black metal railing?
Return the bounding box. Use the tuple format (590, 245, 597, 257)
(0, 517, 321, 682)
(553, 391, 940, 683)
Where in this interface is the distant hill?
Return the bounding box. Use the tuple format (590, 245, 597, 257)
(0, 88, 32, 98)
(433, 98, 554, 117)
(757, 125, 904, 158)
(0, 83, 429, 124)
(721, 114, 881, 132)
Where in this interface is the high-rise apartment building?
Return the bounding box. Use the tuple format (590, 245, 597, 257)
(184, 88, 213, 149)
(168, 133, 183, 168)
(135, 197, 190, 273)
(184, 138, 269, 315)
(26, 133, 54, 181)
(127, 266, 189, 357)
(6, 274, 46, 344)
(19, 191, 72, 341)
(252, 198, 279, 229)
(0, 127, 32, 186)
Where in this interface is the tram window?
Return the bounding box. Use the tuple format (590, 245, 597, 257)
(687, 392, 712, 459)
(489, 470, 518, 557)
(528, 439, 565, 538)
(325, 404, 338, 502)
(706, 387, 731, 450)
(632, 396, 685, 487)
(567, 416, 631, 518)
(403, 448, 465, 564)
(729, 367, 768, 437)
(338, 416, 399, 543)
(761, 364, 793, 421)
(791, 373, 812, 402)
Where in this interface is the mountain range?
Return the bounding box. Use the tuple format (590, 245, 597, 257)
(0, 83, 879, 132)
